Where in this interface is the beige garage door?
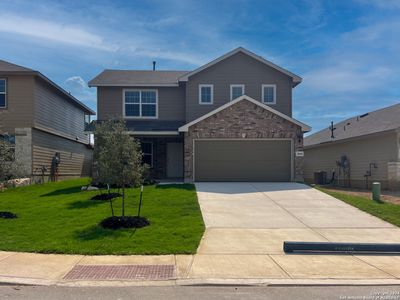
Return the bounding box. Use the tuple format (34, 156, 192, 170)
(194, 140, 292, 182)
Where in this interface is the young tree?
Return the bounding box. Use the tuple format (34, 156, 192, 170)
(93, 120, 144, 217)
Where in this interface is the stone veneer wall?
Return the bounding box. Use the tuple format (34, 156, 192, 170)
(183, 100, 304, 182)
(15, 127, 32, 177)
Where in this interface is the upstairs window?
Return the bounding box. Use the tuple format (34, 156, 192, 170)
(199, 84, 213, 104)
(262, 84, 276, 104)
(230, 84, 244, 101)
(0, 79, 6, 108)
(141, 142, 153, 167)
(124, 90, 157, 118)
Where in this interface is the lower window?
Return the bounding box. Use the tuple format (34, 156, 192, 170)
(141, 142, 153, 167)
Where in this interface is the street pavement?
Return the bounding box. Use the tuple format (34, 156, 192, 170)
(1, 285, 400, 300)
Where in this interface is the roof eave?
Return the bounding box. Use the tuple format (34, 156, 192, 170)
(178, 47, 302, 85)
(88, 82, 179, 87)
(304, 127, 399, 149)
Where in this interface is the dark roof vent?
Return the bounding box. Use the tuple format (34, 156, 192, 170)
(152, 61, 156, 71)
(329, 121, 336, 138)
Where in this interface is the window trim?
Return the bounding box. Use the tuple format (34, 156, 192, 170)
(230, 84, 245, 101)
(141, 141, 153, 167)
(261, 84, 276, 105)
(0, 78, 7, 109)
(198, 84, 214, 105)
(123, 89, 158, 119)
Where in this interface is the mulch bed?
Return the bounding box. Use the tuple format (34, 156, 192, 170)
(91, 193, 122, 201)
(100, 216, 150, 230)
(0, 211, 17, 219)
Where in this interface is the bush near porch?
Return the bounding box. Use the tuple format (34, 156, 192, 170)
(0, 178, 205, 255)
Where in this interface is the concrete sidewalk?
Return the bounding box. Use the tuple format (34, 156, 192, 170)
(0, 252, 400, 286)
(1, 251, 400, 286)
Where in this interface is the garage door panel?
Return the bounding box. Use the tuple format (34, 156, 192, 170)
(194, 140, 291, 182)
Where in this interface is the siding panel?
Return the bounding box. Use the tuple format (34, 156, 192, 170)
(186, 51, 293, 122)
(34, 78, 88, 141)
(97, 86, 186, 121)
(0, 75, 35, 134)
(32, 129, 92, 178)
(304, 132, 398, 188)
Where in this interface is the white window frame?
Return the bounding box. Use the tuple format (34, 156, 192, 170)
(123, 89, 158, 119)
(198, 84, 214, 105)
(230, 84, 245, 101)
(261, 84, 276, 105)
(0, 78, 6, 109)
(141, 141, 153, 167)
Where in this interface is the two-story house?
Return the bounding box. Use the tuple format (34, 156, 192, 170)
(89, 47, 310, 182)
(0, 60, 95, 180)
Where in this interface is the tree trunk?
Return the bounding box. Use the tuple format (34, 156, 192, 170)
(137, 186, 143, 217)
(122, 185, 125, 217)
(108, 185, 114, 217)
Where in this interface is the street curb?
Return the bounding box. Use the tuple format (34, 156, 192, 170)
(1, 276, 400, 287)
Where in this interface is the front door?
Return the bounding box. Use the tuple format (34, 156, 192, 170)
(167, 143, 183, 178)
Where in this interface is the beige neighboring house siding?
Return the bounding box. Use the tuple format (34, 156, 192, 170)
(33, 77, 88, 142)
(32, 128, 92, 179)
(185, 51, 293, 122)
(0, 75, 35, 134)
(97, 86, 186, 121)
(304, 131, 398, 189)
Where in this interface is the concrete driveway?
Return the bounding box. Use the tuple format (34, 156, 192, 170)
(190, 182, 400, 280)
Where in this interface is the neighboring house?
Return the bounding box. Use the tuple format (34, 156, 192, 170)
(304, 103, 400, 190)
(89, 47, 310, 182)
(0, 60, 95, 180)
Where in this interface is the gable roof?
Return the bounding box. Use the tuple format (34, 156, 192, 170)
(304, 102, 400, 147)
(88, 70, 188, 87)
(0, 59, 95, 115)
(178, 47, 302, 86)
(178, 95, 311, 132)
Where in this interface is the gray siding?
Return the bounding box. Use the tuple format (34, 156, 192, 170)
(304, 131, 398, 189)
(0, 75, 35, 134)
(185, 51, 293, 122)
(97, 86, 186, 121)
(34, 78, 88, 142)
(32, 128, 92, 178)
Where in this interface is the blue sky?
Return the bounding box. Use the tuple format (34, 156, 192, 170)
(1, 0, 399, 132)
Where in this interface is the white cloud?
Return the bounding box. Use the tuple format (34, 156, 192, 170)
(303, 65, 393, 93)
(64, 76, 96, 103)
(131, 47, 207, 66)
(65, 76, 86, 88)
(355, 0, 400, 9)
(0, 14, 117, 51)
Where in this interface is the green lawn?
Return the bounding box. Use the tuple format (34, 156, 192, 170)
(316, 186, 400, 228)
(0, 178, 205, 255)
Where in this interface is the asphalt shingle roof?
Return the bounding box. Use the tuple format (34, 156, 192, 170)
(0, 60, 34, 72)
(88, 70, 189, 86)
(304, 103, 400, 147)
